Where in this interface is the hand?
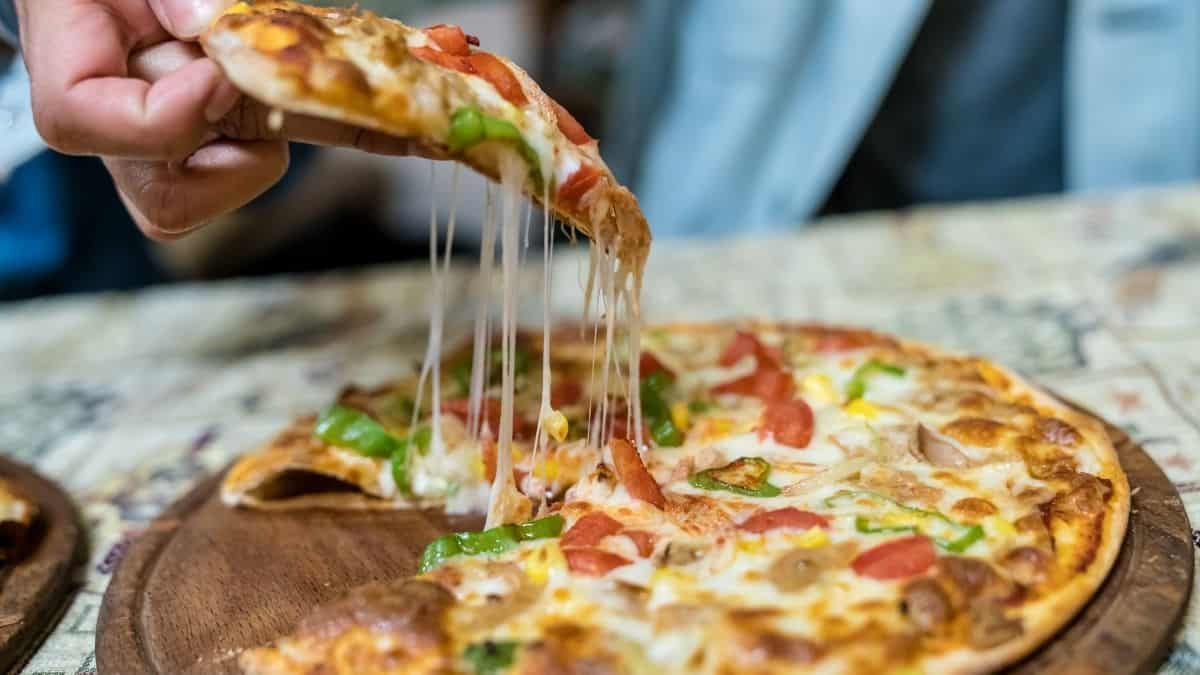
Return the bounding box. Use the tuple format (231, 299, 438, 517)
(17, 0, 420, 240)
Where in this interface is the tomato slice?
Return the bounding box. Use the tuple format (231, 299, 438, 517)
(407, 45, 474, 73)
(423, 24, 476, 56)
(467, 52, 528, 106)
(557, 164, 602, 206)
(550, 378, 583, 407)
(712, 366, 795, 402)
(623, 530, 656, 557)
(738, 507, 829, 534)
(638, 352, 674, 381)
(759, 398, 814, 448)
(851, 536, 936, 580)
(561, 512, 623, 548)
(550, 99, 593, 145)
(441, 397, 527, 438)
(563, 548, 631, 576)
(719, 330, 783, 369)
(609, 439, 666, 509)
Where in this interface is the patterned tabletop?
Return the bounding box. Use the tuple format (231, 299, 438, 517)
(5, 184, 1200, 674)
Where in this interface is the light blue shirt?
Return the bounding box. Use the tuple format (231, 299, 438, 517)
(608, 0, 1200, 236)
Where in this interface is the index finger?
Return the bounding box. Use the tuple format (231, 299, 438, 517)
(20, 0, 237, 160)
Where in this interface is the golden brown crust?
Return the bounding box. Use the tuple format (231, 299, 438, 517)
(201, 1, 649, 268)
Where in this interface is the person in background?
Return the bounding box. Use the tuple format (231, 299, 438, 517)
(7, 0, 1200, 295)
(606, 1, 1200, 234)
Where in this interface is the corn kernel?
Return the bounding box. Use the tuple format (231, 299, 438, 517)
(670, 402, 691, 432)
(736, 538, 765, 554)
(542, 409, 569, 442)
(534, 457, 561, 481)
(787, 528, 830, 549)
(802, 373, 837, 405)
(702, 417, 735, 442)
(470, 454, 485, 479)
(225, 2, 252, 16)
(985, 516, 1018, 539)
(844, 399, 879, 419)
(524, 543, 565, 585)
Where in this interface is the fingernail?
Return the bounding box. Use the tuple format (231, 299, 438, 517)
(205, 78, 241, 123)
(155, 0, 235, 38)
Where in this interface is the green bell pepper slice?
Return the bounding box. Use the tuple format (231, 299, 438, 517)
(688, 457, 781, 498)
(419, 515, 565, 573)
(463, 640, 519, 675)
(448, 107, 485, 151)
(388, 425, 433, 498)
(314, 404, 400, 458)
(447, 106, 545, 191)
(827, 490, 984, 553)
(844, 360, 906, 401)
(640, 370, 683, 447)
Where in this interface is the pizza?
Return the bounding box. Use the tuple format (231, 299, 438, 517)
(0, 478, 36, 562)
(201, 0, 650, 267)
(229, 321, 1129, 675)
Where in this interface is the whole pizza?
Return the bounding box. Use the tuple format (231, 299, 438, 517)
(224, 322, 1128, 675)
(197, 3, 1130, 674)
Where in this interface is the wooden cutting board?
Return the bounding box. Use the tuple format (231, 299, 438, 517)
(0, 457, 84, 675)
(96, 411, 1193, 675)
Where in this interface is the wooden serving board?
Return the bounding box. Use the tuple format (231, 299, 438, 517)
(0, 457, 84, 675)
(96, 413, 1193, 675)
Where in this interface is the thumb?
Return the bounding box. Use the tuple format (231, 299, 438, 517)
(148, 0, 236, 39)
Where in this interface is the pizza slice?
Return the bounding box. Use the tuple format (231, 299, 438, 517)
(0, 478, 36, 562)
(201, 0, 650, 268)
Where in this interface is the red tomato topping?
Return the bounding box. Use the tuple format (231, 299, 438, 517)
(550, 379, 583, 407)
(423, 24, 476, 56)
(609, 439, 666, 509)
(759, 398, 814, 448)
(557, 164, 602, 206)
(563, 548, 631, 576)
(550, 99, 593, 145)
(738, 507, 829, 534)
(623, 530, 656, 557)
(811, 328, 877, 353)
(712, 366, 795, 402)
(561, 512, 623, 548)
(719, 330, 783, 369)
(467, 52, 528, 106)
(851, 536, 937, 580)
(407, 45, 474, 73)
(638, 352, 674, 381)
(441, 397, 528, 439)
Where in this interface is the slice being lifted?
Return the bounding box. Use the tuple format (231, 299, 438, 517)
(201, 0, 650, 269)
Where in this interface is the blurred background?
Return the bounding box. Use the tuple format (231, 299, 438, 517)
(3, 0, 1199, 300)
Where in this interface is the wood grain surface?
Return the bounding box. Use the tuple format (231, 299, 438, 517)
(0, 457, 84, 675)
(96, 412, 1193, 675)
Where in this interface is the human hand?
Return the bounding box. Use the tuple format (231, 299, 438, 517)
(17, 0, 419, 240)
